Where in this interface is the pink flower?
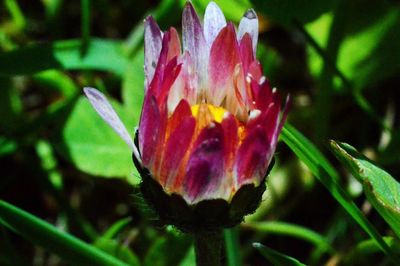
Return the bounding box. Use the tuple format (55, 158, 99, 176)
(84, 2, 288, 206)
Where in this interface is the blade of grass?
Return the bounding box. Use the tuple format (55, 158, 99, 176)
(253, 242, 306, 266)
(244, 221, 335, 254)
(5, 0, 26, 30)
(81, 0, 90, 56)
(330, 141, 400, 237)
(280, 123, 399, 263)
(224, 227, 242, 266)
(0, 200, 129, 266)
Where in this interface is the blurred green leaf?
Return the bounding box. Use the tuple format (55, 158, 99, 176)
(253, 242, 306, 266)
(245, 221, 335, 254)
(0, 39, 129, 76)
(178, 247, 195, 266)
(330, 140, 400, 238)
(144, 231, 192, 266)
(58, 96, 139, 184)
(189, 0, 251, 22)
(281, 123, 399, 262)
(0, 78, 22, 134)
(0, 137, 17, 157)
(251, 0, 338, 25)
(33, 70, 78, 99)
(94, 238, 140, 266)
(101, 217, 132, 240)
(0, 200, 129, 266)
(122, 48, 145, 121)
(335, 1, 400, 90)
(224, 228, 242, 266)
(94, 218, 138, 266)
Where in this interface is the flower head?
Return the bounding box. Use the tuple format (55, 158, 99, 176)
(84, 2, 288, 230)
(138, 2, 288, 204)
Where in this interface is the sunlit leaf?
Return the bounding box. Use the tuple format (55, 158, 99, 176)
(281, 123, 399, 262)
(58, 96, 139, 185)
(330, 140, 400, 238)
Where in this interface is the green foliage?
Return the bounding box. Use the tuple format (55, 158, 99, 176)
(281, 124, 399, 262)
(330, 141, 400, 237)
(0, 200, 129, 266)
(245, 221, 335, 254)
(59, 97, 139, 184)
(253, 242, 306, 266)
(0, 39, 129, 76)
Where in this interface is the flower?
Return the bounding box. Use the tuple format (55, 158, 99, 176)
(84, 2, 288, 230)
(139, 2, 288, 203)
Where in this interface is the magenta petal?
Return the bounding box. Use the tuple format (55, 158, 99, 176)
(161, 116, 195, 187)
(144, 16, 163, 86)
(184, 123, 224, 202)
(139, 94, 161, 166)
(235, 126, 271, 185)
(182, 2, 207, 81)
(239, 33, 254, 75)
(221, 113, 238, 170)
(249, 78, 272, 111)
(209, 23, 240, 105)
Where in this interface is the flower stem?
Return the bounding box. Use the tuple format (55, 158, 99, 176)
(194, 230, 223, 266)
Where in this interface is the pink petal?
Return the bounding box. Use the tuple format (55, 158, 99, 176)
(160, 116, 195, 188)
(237, 9, 258, 55)
(239, 33, 254, 75)
(182, 2, 207, 83)
(139, 94, 161, 166)
(235, 125, 271, 186)
(166, 27, 181, 62)
(204, 2, 226, 48)
(183, 123, 224, 203)
(208, 23, 240, 105)
(144, 16, 163, 86)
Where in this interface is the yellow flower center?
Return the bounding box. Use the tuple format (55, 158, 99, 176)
(190, 104, 226, 124)
(190, 103, 245, 141)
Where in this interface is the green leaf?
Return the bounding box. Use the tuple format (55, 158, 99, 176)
(251, 0, 339, 25)
(0, 200, 129, 266)
(0, 38, 129, 76)
(58, 96, 140, 185)
(93, 218, 139, 265)
(253, 242, 306, 266)
(329, 140, 400, 238)
(189, 0, 251, 22)
(224, 228, 242, 266)
(144, 231, 192, 266)
(335, 1, 400, 90)
(122, 48, 145, 121)
(245, 221, 335, 254)
(94, 238, 140, 266)
(101, 217, 133, 240)
(281, 123, 399, 262)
